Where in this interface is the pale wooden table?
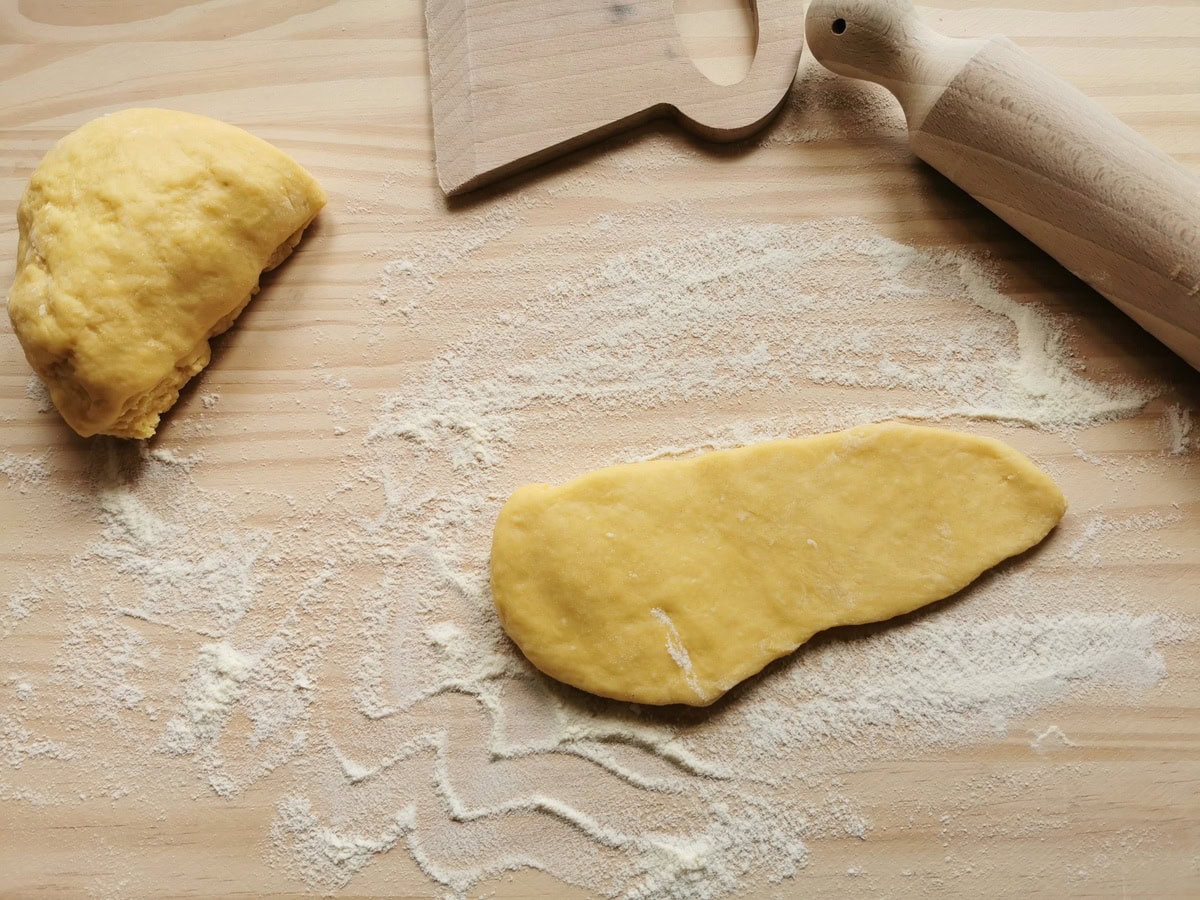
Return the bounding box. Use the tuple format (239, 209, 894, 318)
(1, 2, 1198, 898)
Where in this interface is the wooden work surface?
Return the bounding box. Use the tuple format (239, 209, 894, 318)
(1, 2, 1198, 898)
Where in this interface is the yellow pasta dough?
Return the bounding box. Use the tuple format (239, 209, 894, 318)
(6, 108, 327, 438)
(491, 423, 1067, 706)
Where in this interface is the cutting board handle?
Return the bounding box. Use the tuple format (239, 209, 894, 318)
(806, 0, 1200, 371)
(670, 1, 807, 140)
(428, 0, 805, 195)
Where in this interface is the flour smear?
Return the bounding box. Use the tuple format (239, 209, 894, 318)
(2, 177, 1195, 897)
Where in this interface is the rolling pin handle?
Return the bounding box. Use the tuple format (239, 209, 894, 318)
(804, 0, 986, 129)
(805, 0, 924, 85)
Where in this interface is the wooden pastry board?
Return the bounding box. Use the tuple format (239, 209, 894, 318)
(1, 2, 1197, 898)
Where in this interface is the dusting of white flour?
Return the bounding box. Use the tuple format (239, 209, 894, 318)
(1, 117, 1194, 897)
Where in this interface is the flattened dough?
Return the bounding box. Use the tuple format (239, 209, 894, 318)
(491, 423, 1067, 706)
(7, 108, 327, 438)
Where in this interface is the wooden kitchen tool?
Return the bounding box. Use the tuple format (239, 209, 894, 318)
(807, 0, 1200, 371)
(426, 0, 805, 195)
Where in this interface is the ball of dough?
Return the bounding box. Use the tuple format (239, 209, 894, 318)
(491, 423, 1067, 706)
(6, 108, 328, 438)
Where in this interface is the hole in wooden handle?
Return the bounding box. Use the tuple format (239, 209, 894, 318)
(674, 0, 758, 86)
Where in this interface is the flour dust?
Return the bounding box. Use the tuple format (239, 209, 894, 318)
(2, 192, 1193, 896)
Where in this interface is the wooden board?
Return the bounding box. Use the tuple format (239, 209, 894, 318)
(426, 0, 804, 194)
(1, 2, 1198, 898)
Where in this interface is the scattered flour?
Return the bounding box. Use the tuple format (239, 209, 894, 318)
(1, 152, 1194, 899)
(0, 450, 50, 492)
(365, 215, 1151, 484)
(238, 207, 1180, 896)
(766, 57, 906, 146)
(1031, 725, 1077, 754)
(2, 714, 73, 768)
(2, 589, 45, 639)
(271, 795, 416, 891)
(23, 375, 53, 413)
(743, 614, 1171, 761)
(161, 642, 258, 756)
(1065, 510, 1183, 567)
(1164, 404, 1194, 455)
(145, 445, 203, 469)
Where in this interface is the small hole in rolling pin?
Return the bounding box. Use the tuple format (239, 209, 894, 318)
(832, 18, 846, 34)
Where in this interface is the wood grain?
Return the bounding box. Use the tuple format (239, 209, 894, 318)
(1, 2, 1198, 899)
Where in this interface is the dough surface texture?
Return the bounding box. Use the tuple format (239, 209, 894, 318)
(491, 423, 1067, 706)
(7, 107, 327, 438)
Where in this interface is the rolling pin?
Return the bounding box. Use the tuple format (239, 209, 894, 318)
(805, 0, 1200, 371)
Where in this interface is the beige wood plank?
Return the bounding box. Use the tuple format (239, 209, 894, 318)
(1, 2, 1197, 898)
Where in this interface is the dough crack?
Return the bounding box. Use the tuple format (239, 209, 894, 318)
(650, 607, 703, 701)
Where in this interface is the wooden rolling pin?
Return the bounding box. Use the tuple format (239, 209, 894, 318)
(806, 0, 1200, 371)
